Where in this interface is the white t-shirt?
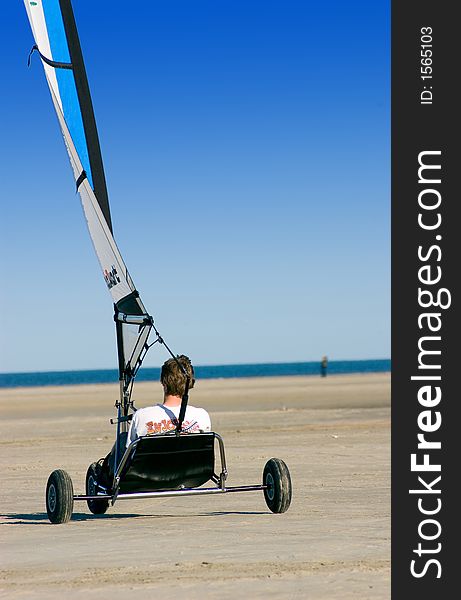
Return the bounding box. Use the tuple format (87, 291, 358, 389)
(127, 403, 211, 447)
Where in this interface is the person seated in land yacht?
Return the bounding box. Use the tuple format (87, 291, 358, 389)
(100, 355, 211, 487)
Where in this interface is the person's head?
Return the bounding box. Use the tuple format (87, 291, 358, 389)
(160, 355, 195, 397)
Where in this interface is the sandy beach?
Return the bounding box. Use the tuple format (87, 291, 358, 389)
(0, 373, 390, 599)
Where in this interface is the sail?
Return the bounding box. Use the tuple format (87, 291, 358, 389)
(24, 0, 152, 387)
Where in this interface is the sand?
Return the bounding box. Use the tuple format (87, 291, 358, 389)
(0, 373, 390, 599)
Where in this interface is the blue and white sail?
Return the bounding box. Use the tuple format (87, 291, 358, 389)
(24, 0, 152, 389)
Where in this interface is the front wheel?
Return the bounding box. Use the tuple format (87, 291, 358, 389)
(86, 463, 109, 515)
(46, 469, 74, 524)
(263, 458, 292, 513)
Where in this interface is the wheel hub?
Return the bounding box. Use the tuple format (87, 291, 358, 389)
(266, 472, 275, 500)
(47, 483, 57, 512)
(88, 474, 96, 495)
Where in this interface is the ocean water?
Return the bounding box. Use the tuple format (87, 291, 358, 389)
(0, 359, 390, 388)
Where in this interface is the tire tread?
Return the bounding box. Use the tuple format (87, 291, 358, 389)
(46, 469, 74, 524)
(263, 458, 292, 513)
(86, 462, 109, 515)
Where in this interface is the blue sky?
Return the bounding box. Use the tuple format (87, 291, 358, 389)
(0, 1, 390, 372)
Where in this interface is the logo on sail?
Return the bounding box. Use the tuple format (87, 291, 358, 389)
(104, 265, 121, 289)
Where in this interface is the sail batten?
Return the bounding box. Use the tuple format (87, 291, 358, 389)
(24, 0, 152, 390)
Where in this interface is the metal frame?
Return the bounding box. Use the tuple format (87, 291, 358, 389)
(73, 432, 267, 506)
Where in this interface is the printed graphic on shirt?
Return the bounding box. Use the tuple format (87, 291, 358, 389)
(145, 419, 201, 434)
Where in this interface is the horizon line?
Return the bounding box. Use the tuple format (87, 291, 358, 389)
(0, 357, 391, 376)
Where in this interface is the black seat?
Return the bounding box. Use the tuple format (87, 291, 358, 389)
(117, 432, 216, 493)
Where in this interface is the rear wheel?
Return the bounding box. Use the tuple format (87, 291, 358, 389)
(263, 458, 292, 513)
(86, 462, 109, 515)
(46, 469, 74, 524)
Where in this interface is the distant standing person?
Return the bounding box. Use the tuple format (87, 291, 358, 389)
(320, 355, 328, 377)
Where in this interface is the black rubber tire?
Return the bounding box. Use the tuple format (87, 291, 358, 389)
(263, 458, 292, 513)
(86, 462, 109, 515)
(46, 469, 74, 524)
